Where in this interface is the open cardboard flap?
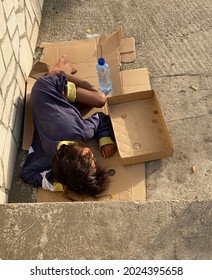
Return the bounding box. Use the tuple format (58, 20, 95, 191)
(23, 29, 173, 202)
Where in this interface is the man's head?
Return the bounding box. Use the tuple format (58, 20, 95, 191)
(52, 142, 109, 197)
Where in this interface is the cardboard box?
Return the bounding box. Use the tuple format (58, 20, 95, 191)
(22, 29, 173, 202)
(107, 90, 173, 165)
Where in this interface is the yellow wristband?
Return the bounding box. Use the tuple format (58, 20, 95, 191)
(53, 182, 64, 192)
(99, 137, 114, 148)
(67, 81, 76, 103)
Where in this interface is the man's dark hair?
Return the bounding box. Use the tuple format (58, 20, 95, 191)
(52, 142, 109, 197)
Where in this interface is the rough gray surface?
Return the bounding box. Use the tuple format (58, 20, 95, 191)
(4, 0, 212, 260)
(0, 200, 212, 260)
(9, 0, 212, 203)
(147, 75, 212, 200)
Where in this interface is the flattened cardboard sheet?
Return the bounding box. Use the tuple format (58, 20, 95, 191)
(37, 139, 146, 202)
(22, 29, 166, 202)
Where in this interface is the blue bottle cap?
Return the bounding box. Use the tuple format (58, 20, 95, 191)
(98, 58, 105, 65)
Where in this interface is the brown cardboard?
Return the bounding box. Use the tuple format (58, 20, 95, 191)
(22, 68, 152, 155)
(37, 139, 146, 202)
(22, 77, 36, 150)
(121, 68, 151, 93)
(36, 101, 146, 202)
(23, 80, 147, 201)
(107, 90, 174, 165)
(22, 29, 173, 202)
(120, 37, 136, 62)
(23, 29, 147, 150)
(29, 61, 49, 80)
(37, 29, 134, 97)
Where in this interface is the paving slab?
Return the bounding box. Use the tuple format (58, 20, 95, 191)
(147, 75, 212, 201)
(0, 200, 212, 260)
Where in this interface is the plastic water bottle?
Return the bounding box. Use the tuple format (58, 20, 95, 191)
(96, 57, 112, 94)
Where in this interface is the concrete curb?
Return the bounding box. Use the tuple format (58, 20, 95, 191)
(0, 199, 211, 259)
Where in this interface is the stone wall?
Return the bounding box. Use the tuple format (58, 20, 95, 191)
(0, 0, 44, 203)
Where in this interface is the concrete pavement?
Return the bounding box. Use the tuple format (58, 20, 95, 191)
(1, 200, 212, 260)
(2, 0, 212, 259)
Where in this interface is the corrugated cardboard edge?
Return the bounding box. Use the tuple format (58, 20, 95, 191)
(22, 77, 36, 150)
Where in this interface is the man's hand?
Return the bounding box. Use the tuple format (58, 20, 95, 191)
(101, 143, 117, 159)
(47, 55, 77, 75)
